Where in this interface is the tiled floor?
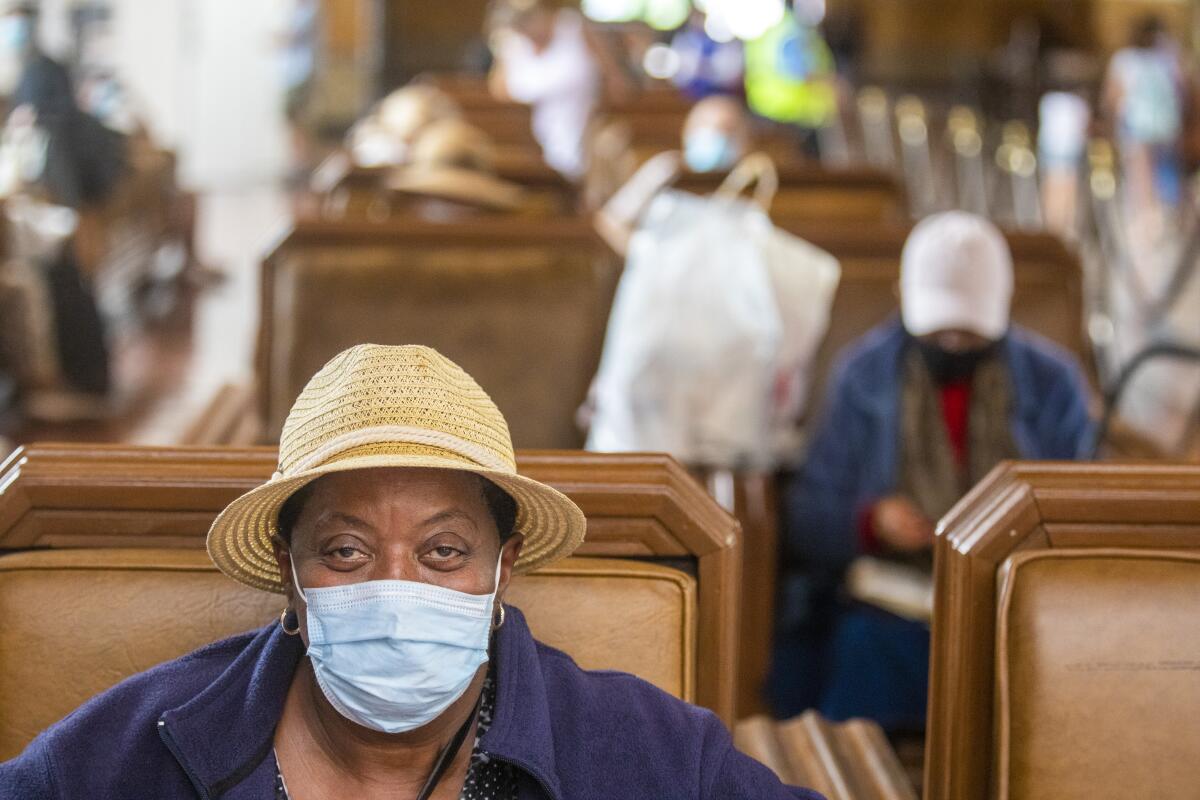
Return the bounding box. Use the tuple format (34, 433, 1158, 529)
(127, 186, 291, 445)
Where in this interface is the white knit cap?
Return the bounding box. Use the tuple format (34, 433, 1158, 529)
(900, 211, 1014, 340)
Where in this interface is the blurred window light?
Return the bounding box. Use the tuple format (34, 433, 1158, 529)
(582, 0, 645, 23)
(705, 0, 785, 42)
(643, 42, 682, 79)
(703, 11, 736, 43)
(793, 0, 826, 27)
(644, 0, 690, 30)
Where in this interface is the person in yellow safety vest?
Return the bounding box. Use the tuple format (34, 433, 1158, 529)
(744, 14, 836, 141)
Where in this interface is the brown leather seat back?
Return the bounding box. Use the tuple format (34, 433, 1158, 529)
(995, 549, 1200, 799)
(927, 464, 1200, 799)
(0, 548, 694, 761)
(670, 166, 905, 223)
(261, 222, 619, 448)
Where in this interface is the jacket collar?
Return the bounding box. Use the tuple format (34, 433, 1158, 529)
(158, 607, 563, 800)
(849, 317, 1038, 427)
(158, 624, 302, 798)
(479, 606, 564, 800)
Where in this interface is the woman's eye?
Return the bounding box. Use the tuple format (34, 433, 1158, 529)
(332, 545, 361, 559)
(432, 545, 461, 559)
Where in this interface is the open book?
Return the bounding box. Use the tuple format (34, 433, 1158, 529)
(845, 556, 934, 622)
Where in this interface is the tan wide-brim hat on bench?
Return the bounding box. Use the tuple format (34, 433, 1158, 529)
(207, 344, 587, 593)
(386, 117, 526, 211)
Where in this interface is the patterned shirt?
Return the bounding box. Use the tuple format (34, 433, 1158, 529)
(275, 670, 517, 799)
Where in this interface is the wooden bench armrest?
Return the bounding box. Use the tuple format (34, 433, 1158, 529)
(735, 713, 917, 800)
(179, 382, 261, 446)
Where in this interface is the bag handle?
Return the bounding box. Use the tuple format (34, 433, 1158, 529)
(713, 152, 779, 211)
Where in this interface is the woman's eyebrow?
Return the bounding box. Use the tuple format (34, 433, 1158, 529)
(315, 510, 376, 531)
(420, 509, 477, 530)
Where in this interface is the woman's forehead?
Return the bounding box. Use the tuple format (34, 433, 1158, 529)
(304, 468, 487, 517)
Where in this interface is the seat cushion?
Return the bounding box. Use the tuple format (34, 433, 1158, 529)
(0, 548, 694, 760)
(995, 549, 1200, 799)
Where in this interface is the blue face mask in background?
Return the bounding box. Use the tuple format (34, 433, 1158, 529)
(291, 552, 502, 734)
(684, 129, 737, 172)
(0, 16, 32, 51)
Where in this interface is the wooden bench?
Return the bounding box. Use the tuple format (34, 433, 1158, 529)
(927, 462, 1200, 799)
(256, 217, 620, 449)
(736, 712, 916, 799)
(682, 166, 907, 224)
(0, 444, 739, 726)
(79, 137, 192, 325)
(311, 150, 578, 220)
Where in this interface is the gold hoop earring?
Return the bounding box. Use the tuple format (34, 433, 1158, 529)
(493, 604, 506, 629)
(280, 608, 301, 636)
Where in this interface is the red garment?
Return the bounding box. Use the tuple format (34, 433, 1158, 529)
(939, 379, 971, 467)
(858, 380, 973, 552)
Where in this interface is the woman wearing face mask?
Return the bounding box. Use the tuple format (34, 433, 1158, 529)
(594, 95, 752, 255)
(0, 344, 822, 800)
(772, 212, 1095, 730)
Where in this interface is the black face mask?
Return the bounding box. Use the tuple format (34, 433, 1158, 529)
(914, 338, 999, 385)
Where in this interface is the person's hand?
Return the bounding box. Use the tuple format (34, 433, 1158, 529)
(871, 495, 935, 552)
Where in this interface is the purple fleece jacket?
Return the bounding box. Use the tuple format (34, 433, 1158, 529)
(0, 606, 823, 799)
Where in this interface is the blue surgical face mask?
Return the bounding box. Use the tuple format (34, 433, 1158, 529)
(0, 16, 31, 51)
(291, 552, 501, 734)
(684, 129, 736, 172)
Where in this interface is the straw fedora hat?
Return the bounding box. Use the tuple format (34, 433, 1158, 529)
(207, 344, 586, 593)
(377, 85, 460, 143)
(387, 118, 525, 211)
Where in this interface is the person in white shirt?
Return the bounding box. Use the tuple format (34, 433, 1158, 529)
(487, 0, 602, 178)
(1037, 86, 1090, 238)
(1102, 15, 1184, 226)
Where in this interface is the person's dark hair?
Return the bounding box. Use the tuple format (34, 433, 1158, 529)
(275, 473, 517, 545)
(1131, 15, 1164, 49)
(478, 475, 518, 543)
(276, 481, 316, 546)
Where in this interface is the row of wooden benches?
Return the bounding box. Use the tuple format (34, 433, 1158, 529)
(182, 209, 1094, 722)
(3, 445, 1192, 798)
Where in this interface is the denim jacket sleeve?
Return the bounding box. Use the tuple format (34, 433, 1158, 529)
(1036, 353, 1095, 459)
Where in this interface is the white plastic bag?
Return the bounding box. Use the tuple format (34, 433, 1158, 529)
(588, 154, 840, 467)
(0, 109, 48, 198)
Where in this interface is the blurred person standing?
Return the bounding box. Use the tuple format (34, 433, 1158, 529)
(281, 0, 322, 185)
(487, 0, 603, 178)
(669, 11, 744, 100)
(0, 0, 119, 411)
(1037, 78, 1090, 239)
(1103, 16, 1184, 229)
(743, 7, 836, 158)
(772, 212, 1094, 730)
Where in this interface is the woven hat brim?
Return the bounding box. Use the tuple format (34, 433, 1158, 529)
(206, 453, 587, 594)
(386, 166, 525, 210)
